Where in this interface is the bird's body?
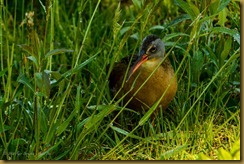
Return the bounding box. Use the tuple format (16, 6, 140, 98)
(109, 35, 177, 113)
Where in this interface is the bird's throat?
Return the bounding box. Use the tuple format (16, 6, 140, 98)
(140, 57, 163, 72)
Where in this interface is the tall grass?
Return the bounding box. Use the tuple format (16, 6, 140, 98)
(0, 0, 240, 160)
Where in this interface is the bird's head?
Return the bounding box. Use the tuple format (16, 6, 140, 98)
(126, 34, 165, 81)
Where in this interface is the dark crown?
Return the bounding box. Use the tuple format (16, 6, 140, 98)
(141, 34, 160, 49)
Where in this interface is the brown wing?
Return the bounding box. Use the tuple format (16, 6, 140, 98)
(108, 54, 138, 95)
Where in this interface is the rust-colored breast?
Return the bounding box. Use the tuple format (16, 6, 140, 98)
(109, 57, 177, 112)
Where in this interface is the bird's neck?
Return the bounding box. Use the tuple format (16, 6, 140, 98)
(140, 57, 164, 72)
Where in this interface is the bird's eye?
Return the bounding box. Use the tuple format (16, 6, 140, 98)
(149, 46, 157, 53)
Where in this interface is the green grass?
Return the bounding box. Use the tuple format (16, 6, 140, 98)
(0, 0, 240, 160)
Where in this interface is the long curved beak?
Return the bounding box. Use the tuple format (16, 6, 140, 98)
(126, 54, 148, 81)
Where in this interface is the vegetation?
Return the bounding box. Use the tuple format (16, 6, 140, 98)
(0, 0, 240, 160)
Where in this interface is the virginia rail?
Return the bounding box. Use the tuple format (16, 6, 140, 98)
(109, 34, 177, 114)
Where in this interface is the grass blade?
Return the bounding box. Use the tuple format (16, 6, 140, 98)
(45, 48, 74, 58)
(160, 144, 187, 160)
(17, 74, 34, 93)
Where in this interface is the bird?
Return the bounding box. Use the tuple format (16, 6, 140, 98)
(109, 34, 177, 115)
